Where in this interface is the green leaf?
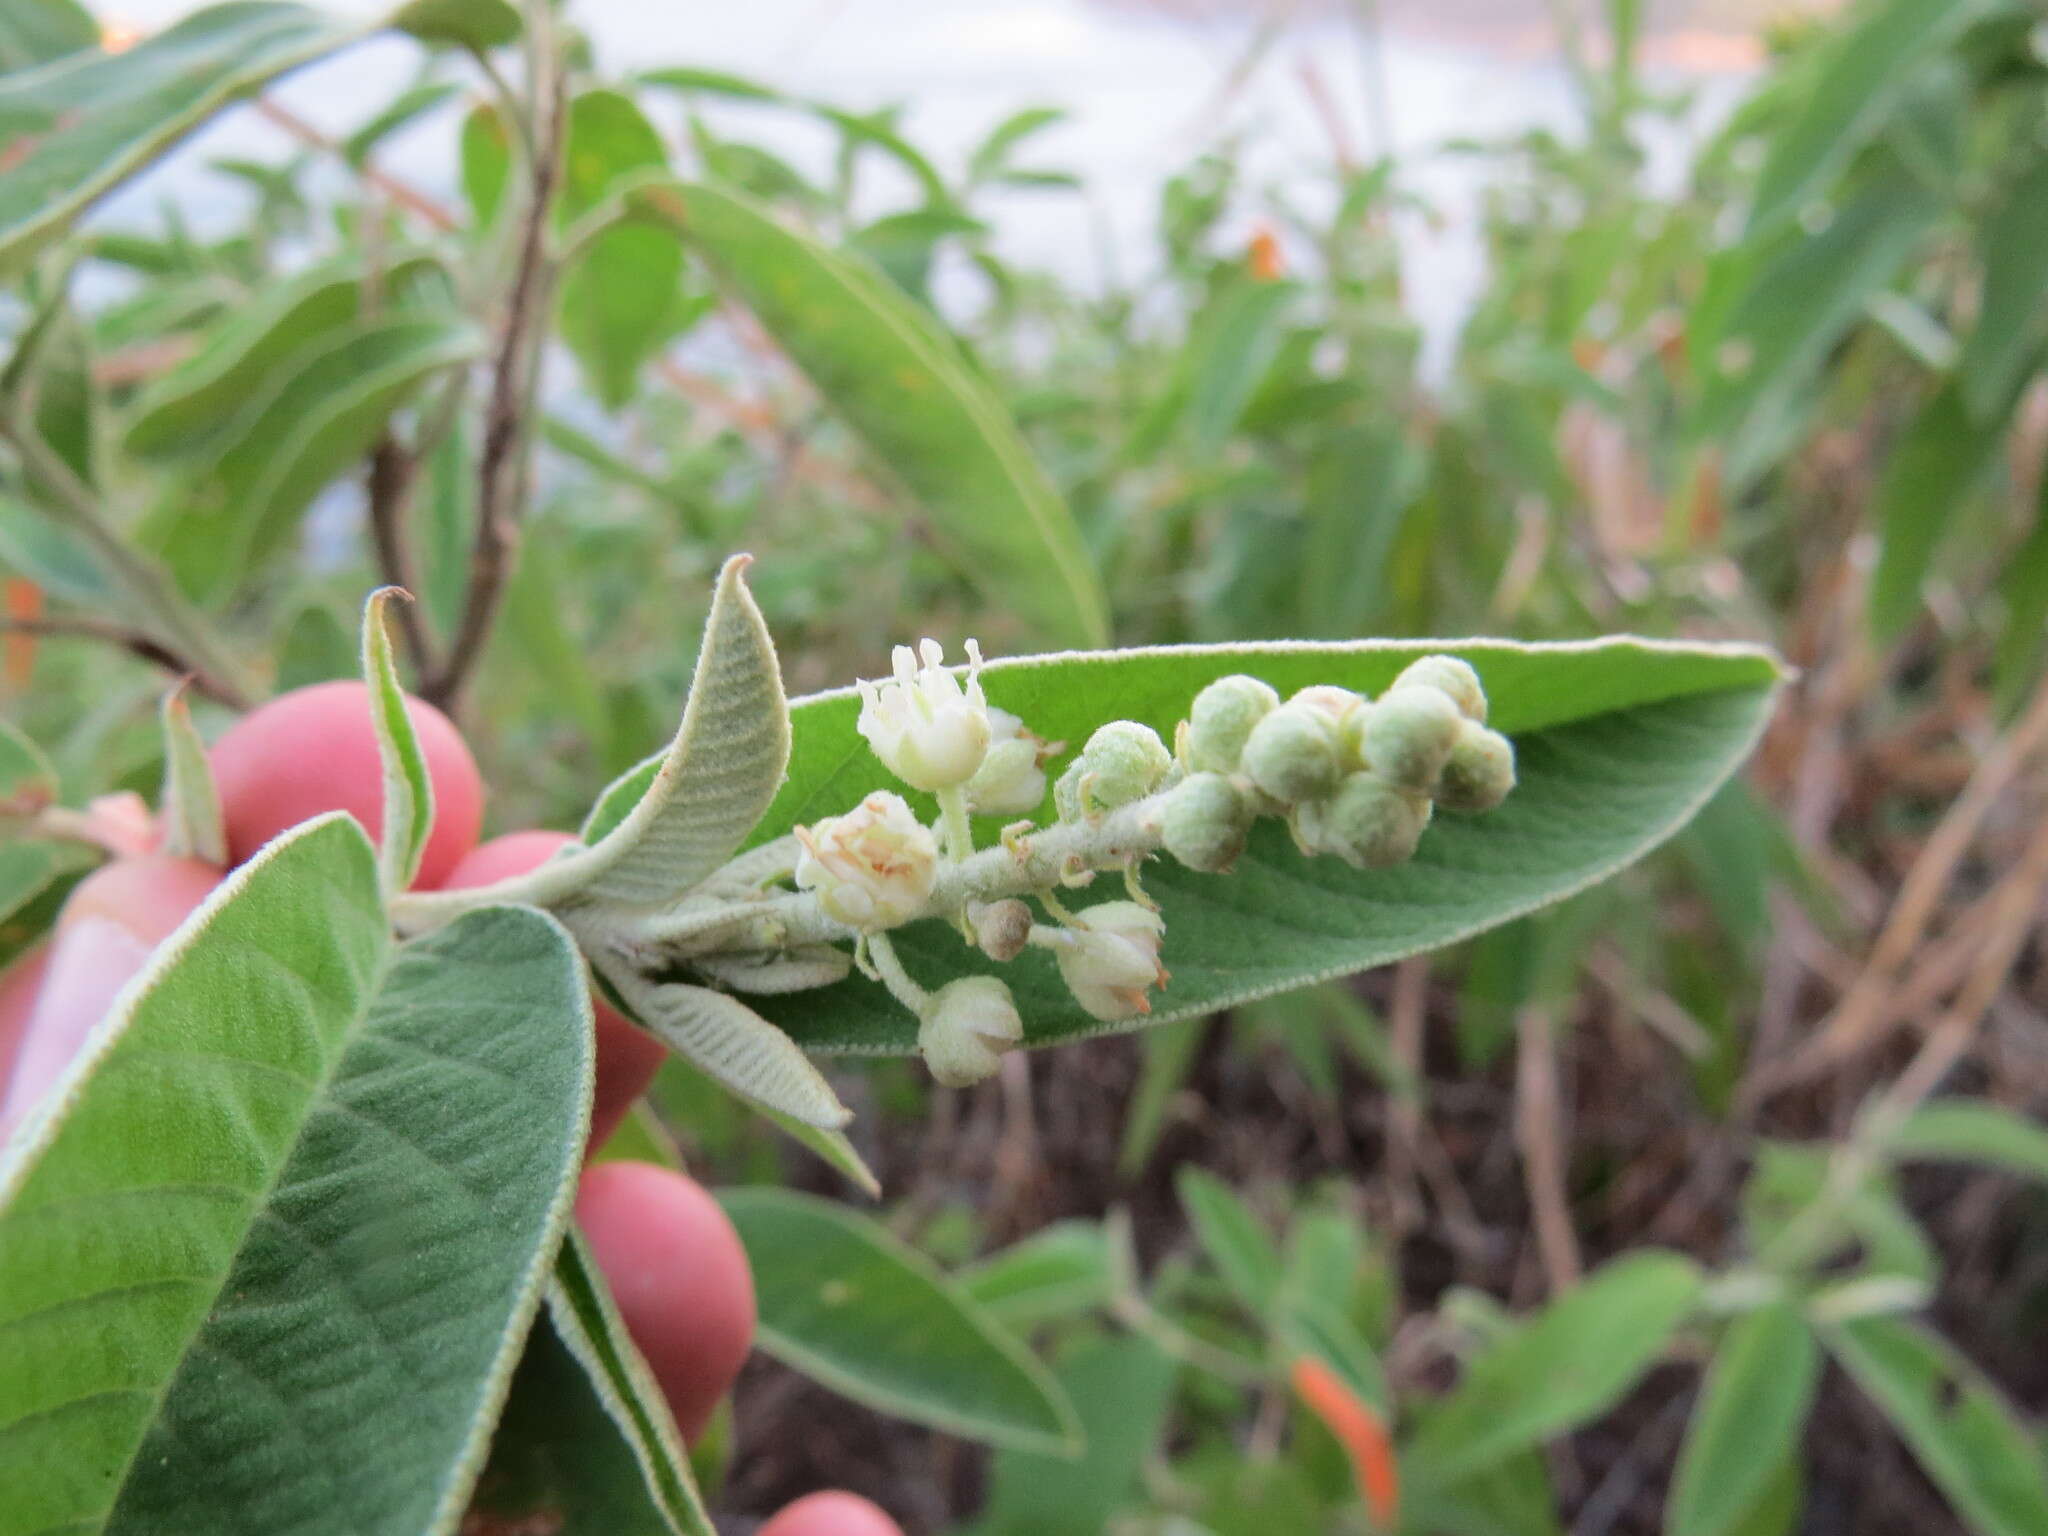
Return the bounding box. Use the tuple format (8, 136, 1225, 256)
(360, 587, 433, 895)
(0, 2, 362, 266)
(458, 100, 511, 227)
(0, 0, 95, 71)
(1885, 1100, 2048, 1186)
(1116, 1018, 1204, 1176)
(623, 181, 1109, 646)
(156, 682, 226, 864)
(1993, 501, 2048, 717)
(538, 555, 790, 909)
(719, 1187, 1081, 1453)
(969, 1336, 1178, 1536)
(1745, 0, 1987, 238)
(1959, 151, 2048, 421)
(342, 79, 459, 168)
(558, 90, 684, 410)
(0, 816, 595, 1536)
(958, 1222, 1112, 1330)
(1870, 375, 2022, 641)
(1826, 1316, 2048, 1536)
(0, 495, 115, 603)
(1667, 1303, 1819, 1536)
(0, 838, 91, 938)
(160, 314, 483, 588)
(1177, 1166, 1283, 1320)
(734, 637, 1780, 1054)
(389, 0, 520, 49)
(634, 65, 784, 104)
(472, 1233, 713, 1536)
(0, 714, 58, 818)
(1408, 1251, 1702, 1485)
(1183, 278, 1297, 453)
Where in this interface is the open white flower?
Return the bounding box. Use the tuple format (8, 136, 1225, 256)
(794, 791, 938, 931)
(857, 638, 992, 792)
(918, 975, 1025, 1087)
(1050, 900, 1168, 1021)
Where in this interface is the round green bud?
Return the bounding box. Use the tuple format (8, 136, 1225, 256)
(1159, 771, 1252, 873)
(1288, 684, 1364, 724)
(1393, 655, 1487, 722)
(1356, 684, 1462, 793)
(1187, 674, 1280, 774)
(1435, 719, 1516, 812)
(1300, 771, 1430, 869)
(1078, 720, 1172, 813)
(1242, 700, 1341, 804)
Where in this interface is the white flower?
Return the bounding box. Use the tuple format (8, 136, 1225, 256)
(918, 976, 1025, 1087)
(964, 707, 1054, 816)
(857, 638, 992, 792)
(794, 792, 938, 931)
(1051, 900, 1168, 1021)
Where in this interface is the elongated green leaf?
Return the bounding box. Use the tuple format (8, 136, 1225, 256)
(1960, 153, 2048, 421)
(390, 0, 520, 49)
(0, 495, 114, 603)
(471, 1233, 713, 1536)
(0, 0, 95, 71)
(1885, 1101, 2048, 1186)
(1993, 502, 2048, 716)
(1184, 278, 1296, 453)
(724, 637, 1781, 1054)
(1826, 1316, 2048, 1536)
(1870, 376, 2021, 640)
(0, 715, 58, 819)
(1177, 1166, 1283, 1319)
(342, 80, 459, 166)
(958, 1222, 1112, 1329)
(0, 816, 595, 1536)
(0, 838, 91, 937)
(719, 1187, 1080, 1453)
(597, 970, 850, 1129)
(536, 555, 789, 910)
(970, 1337, 1177, 1536)
(156, 682, 226, 864)
(360, 588, 432, 895)
(1408, 1251, 1702, 1485)
(624, 181, 1109, 646)
(0, 2, 363, 265)
(160, 314, 481, 588)
(1667, 1303, 1819, 1536)
(1746, 0, 1987, 237)
(558, 91, 685, 411)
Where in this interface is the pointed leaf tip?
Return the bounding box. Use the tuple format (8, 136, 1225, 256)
(360, 586, 434, 897)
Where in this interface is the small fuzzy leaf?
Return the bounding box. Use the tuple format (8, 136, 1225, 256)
(360, 586, 432, 895)
(598, 967, 849, 1129)
(156, 681, 226, 864)
(720, 1187, 1081, 1454)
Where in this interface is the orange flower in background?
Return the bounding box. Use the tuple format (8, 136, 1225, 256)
(4, 579, 41, 692)
(100, 18, 144, 53)
(1291, 1355, 1399, 1530)
(1247, 222, 1285, 281)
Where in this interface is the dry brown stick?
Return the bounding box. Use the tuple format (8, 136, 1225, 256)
(2, 615, 244, 706)
(424, 32, 566, 713)
(365, 435, 438, 676)
(1755, 669, 2048, 1101)
(1515, 1006, 1582, 1293)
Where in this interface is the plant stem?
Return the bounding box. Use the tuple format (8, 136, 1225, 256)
(865, 931, 929, 1016)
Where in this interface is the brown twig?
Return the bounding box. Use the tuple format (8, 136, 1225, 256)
(423, 23, 566, 713)
(365, 435, 438, 676)
(2, 615, 244, 705)
(1753, 668, 2048, 1101)
(1515, 1006, 1582, 1293)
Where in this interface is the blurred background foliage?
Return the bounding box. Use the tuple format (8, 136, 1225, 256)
(4, 0, 2048, 1531)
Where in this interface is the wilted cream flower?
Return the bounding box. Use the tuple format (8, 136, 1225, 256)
(857, 638, 992, 791)
(965, 707, 1055, 816)
(794, 792, 938, 931)
(918, 975, 1025, 1087)
(1050, 900, 1168, 1021)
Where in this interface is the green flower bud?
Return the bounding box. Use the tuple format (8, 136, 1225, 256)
(1355, 684, 1461, 793)
(1054, 760, 1085, 823)
(1288, 684, 1364, 724)
(1078, 720, 1172, 813)
(1187, 673, 1280, 773)
(1435, 719, 1516, 812)
(918, 976, 1024, 1088)
(1297, 771, 1430, 869)
(1159, 771, 1252, 873)
(1393, 654, 1487, 722)
(1242, 699, 1341, 805)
